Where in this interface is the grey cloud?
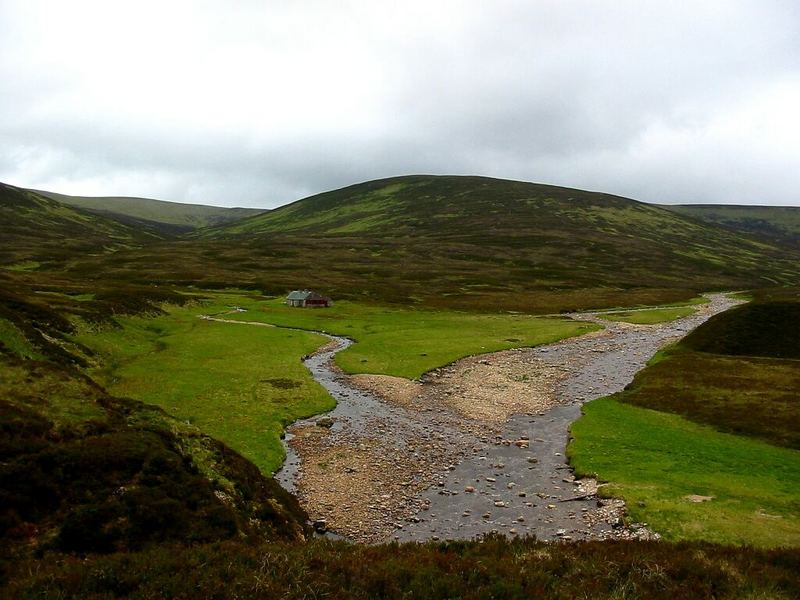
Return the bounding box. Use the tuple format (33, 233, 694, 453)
(1, 1, 799, 207)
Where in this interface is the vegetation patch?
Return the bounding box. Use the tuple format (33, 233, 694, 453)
(0, 357, 309, 559)
(4, 537, 800, 599)
(569, 397, 800, 547)
(599, 305, 697, 324)
(74, 298, 334, 474)
(614, 301, 800, 448)
(618, 350, 800, 449)
(681, 301, 800, 359)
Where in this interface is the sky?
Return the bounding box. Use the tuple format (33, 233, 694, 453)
(1, 1, 799, 208)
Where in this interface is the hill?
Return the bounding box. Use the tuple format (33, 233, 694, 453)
(34, 188, 265, 234)
(681, 301, 800, 359)
(0, 183, 159, 267)
(664, 204, 800, 248)
(182, 175, 800, 311)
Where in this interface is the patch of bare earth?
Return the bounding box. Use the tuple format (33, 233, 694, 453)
(288, 417, 473, 543)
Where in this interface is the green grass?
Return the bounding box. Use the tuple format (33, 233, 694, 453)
(599, 305, 697, 324)
(569, 397, 800, 547)
(0, 361, 105, 427)
(0, 317, 43, 359)
(221, 298, 599, 379)
(74, 298, 334, 474)
(619, 351, 800, 449)
(2, 260, 41, 271)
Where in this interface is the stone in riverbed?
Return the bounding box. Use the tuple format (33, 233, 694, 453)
(313, 519, 327, 533)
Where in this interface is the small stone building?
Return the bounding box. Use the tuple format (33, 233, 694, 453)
(286, 290, 332, 308)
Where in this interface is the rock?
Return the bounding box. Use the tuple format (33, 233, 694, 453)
(494, 501, 506, 508)
(465, 486, 476, 493)
(316, 417, 334, 428)
(312, 519, 328, 533)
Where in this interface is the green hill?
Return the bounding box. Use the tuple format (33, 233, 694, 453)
(0, 183, 159, 267)
(681, 301, 800, 359)
(34, 188, 265, 234)
(664, 204, 800, 248)
(185, 175, 800, 311)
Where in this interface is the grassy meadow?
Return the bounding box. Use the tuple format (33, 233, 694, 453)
(220, 297, 599, 379)
(75, 291, 596, 473)
(569, 397, 800, 547)
(598, 305, 698, 324)
(74, 296, 333, 474)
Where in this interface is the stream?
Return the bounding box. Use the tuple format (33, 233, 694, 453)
(275, 293, 741, 542)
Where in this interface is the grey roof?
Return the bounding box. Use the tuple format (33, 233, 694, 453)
(286, 290, 312, 300)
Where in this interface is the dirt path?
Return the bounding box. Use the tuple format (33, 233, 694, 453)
(274, 293, 742, 543)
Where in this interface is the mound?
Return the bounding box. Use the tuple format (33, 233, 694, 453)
(681, 301, 800, 359)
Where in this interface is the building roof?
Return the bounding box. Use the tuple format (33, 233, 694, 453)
(287, 290, 312, 300)
(287, 290, 330, 301)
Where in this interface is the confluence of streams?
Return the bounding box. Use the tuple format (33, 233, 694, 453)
(268, 293, 741, 543)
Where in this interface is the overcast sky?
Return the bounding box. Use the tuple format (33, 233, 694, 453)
(1, 1, 799, 208)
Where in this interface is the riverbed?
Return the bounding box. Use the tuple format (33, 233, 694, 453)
(276, 293, 741, 543)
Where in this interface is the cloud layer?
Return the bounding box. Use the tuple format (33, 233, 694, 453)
(1, 1, 799, 207)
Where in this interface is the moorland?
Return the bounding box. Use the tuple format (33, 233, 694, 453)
(1, 177, 799, 598)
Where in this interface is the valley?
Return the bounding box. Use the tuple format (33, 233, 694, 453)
(1, 175, 799, 597)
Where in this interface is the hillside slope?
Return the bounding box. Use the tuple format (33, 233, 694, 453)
(0, 281, 310, 558)
(664, 204, 800, 249)
(34, 188, 265, 234)
(0, 183, 159, 266)
(187, 175, 800, 309)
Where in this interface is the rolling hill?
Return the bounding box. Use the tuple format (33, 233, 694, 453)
(0, 183, 159, 267)
(7, 175, 800, 312)
(184, 175, 800, 310)
(664, 204, 800, 249)
(33, 188, 265, 234)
